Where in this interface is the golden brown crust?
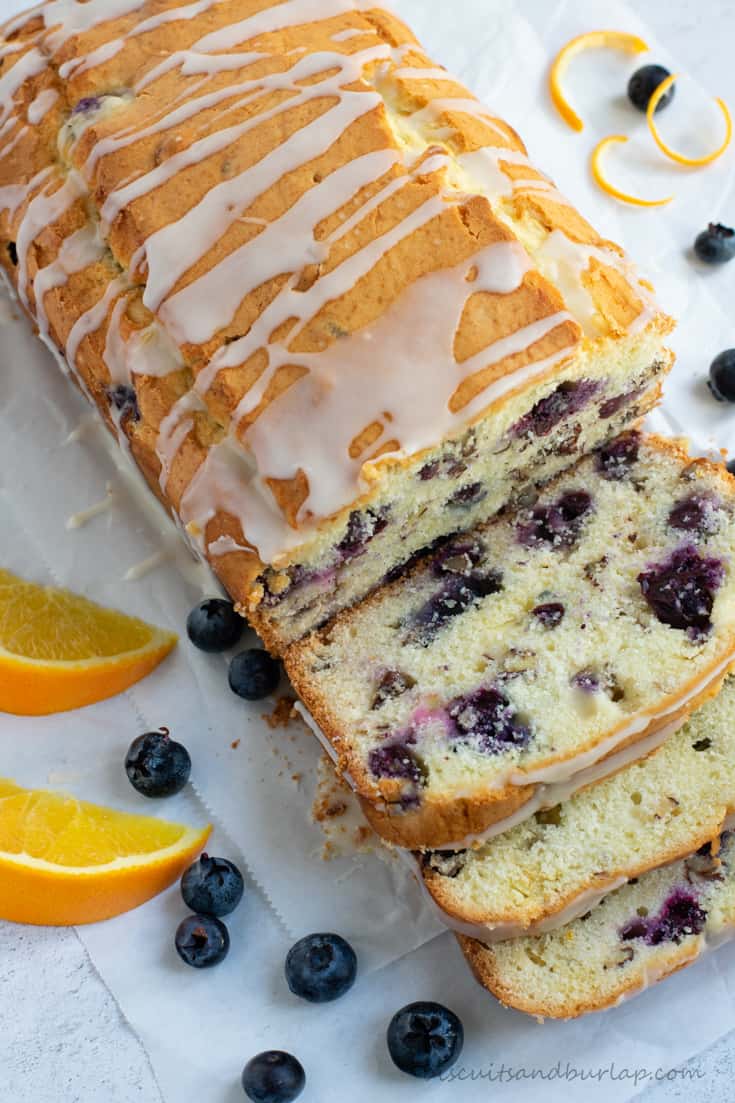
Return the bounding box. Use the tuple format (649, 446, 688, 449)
(291, 656, 733, 850)
(456, 932, 701, 1019)
(424, 686, 735, 930)
(0, 0, 672, 650)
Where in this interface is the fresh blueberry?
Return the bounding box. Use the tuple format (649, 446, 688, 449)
(727, 458, 735, 476)
(337, 507, 389, 561)
(187, 598, 244, 652)
(708, 350, 735, 403)
(72, 95, 102, 115)
(694, 223, 735, 265)
(516, 490, 593, 548)
(599, 385, 644, 420)
(174, 913, 229, 968)
(596, 432, 640, 480)
(448, 686, 531, 754)
(638, 544, 725, 637)
(668, 493, 720, 536)
(181, 853, 245, 918)
(369, 740, 425, 784)
(228, 649, 280, 700)
(242, 1052, 305, 1103)
(627, 65, 675, 113)
(419, 460, 441, 481)
(407, 571, 502, 644)
(387, 1001, 464, 1079)
(106, 383, 140, 422)
(512, 380, 600, 438)
(124, 728, 191, 797)
(285, 933, 357, 1003)
(620, 888, 706, 946)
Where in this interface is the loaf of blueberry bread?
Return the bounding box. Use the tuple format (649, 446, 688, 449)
(421, 676, 735, 939)
(287, 433, 735, 850)
(459, 830, 735, 1018)
(0, 0, 673, 653)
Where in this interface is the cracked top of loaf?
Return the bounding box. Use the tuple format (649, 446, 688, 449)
(0, 0, 673, 601)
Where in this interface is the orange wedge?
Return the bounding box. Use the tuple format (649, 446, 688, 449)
(0, 778, 210, 925)
(0, 569, 177, 715)
(591, 135, 674, 206)
(550, 31, 649, 132)
(647, 73, 733, 167)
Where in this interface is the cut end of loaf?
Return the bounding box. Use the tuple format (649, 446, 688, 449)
(286, 435, 735, 849)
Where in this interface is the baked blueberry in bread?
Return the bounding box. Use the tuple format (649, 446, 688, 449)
(421, 676, 735, 939)
(287, 435, 735, 850)
(0, 0, 673, 653)
(460, 830, 735, 1019)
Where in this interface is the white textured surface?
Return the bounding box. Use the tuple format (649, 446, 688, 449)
(2, 0, 735, 1100)
(0, 924, 162, 1102)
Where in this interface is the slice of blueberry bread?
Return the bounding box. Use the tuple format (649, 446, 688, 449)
(459, 830, 735, 1018)
(286, 433, 735, 850)
(421, 676, 735, 939)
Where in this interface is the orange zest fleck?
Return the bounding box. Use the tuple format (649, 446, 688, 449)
(550, 31, 649, 132)
(591, 135, 674, 207)
(646, 73, 732, 167)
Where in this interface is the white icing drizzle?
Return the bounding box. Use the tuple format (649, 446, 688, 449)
(431, 716, 689, 853)
(59, 38, 126, 80)
(32, 223, 106, 339)
(455, 147, 523, 201)
(157, 144, 398, 338)
(103, 295, 132, 386)
(141, 67, 397, 312)
(208, 534, 254, 556)
(100, 43, 392, 227)
(536, 229, 656, 337)
(27, 88, 58, 124)
(65, 482, 116, 529)
(393, 66, 454, 82)
(0, 166, 54, 219)
(15, 173, 86, 311)
(65, 277, 128, 367)
(0, 126, 29, 161)
(0, 48, 46, 128)
(330, 27, 364, 42)
(191, 0, 376, 53)
(408, 97, 509, 142)
(122, 547, 170, 581)
(59, 0, 233, 78)
(40, 0, 149, 49)
(156, 391, 206, 491)
(2, 0, 660, 574)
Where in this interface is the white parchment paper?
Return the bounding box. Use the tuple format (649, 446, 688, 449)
(2, 0, 735, 1099)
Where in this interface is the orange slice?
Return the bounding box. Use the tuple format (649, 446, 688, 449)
(591, 135, 674, 206)
(0, 779, 210, 924)
(550, 31, 649, 132)
(0, 569, 177, 715)
(647, 73, 733, 167)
